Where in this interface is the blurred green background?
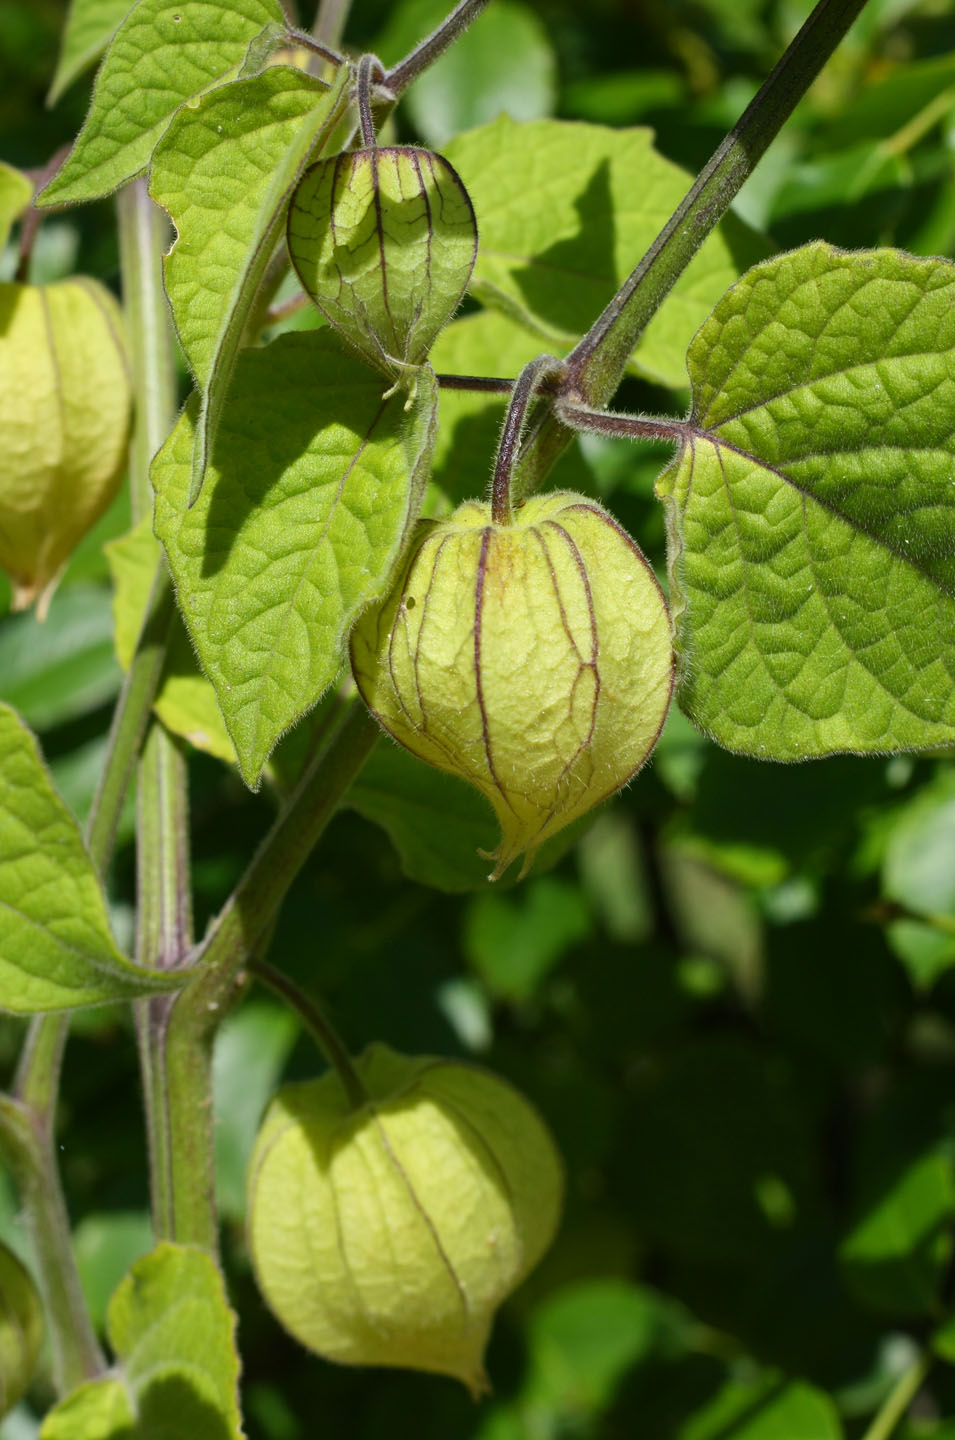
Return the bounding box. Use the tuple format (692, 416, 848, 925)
(5, 0, 955, 1435)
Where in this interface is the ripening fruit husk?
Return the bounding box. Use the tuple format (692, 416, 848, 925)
(351, 492, 675, 878)
(247, 1044, 563, 1396)
(287, 146, 477, 377)
(0, 1243, 43, 1418)
(0, 278, 131, 618)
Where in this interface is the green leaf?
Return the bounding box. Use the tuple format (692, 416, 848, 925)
(346, 733, 591, 892)
(514, 1280, 691, 1420)
(105, 516, 236, 764)
(47, 0, 133, 106)
(0, 703, 184, 1012)
(38, 0, 286, 206)
(73, 1211, 154, 1333)
(40, 1377, 135, 1439)
(882, 771, 955, 988)
(377, 0, 557, 148)
(841, 1078, 955, 1316)
(677, 1376, 843, 1439)
(464, 877, 592, 1000)
(659, 244, 955, 760)
(0, 163, 33, 252)
(0, 583, 121, 731)
(842, 1151, 955, 1316)
(152, 331, 438, 786)
(149, 64, 350, 505)
(442, 116, 766, 389)
(41, 1243, 242, 1439)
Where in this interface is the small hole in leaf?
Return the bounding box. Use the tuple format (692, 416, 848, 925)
(405, 596, 416, 610)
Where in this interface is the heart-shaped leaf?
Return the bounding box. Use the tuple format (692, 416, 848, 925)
(152, 330, 438, 786)
(659, 243, 955, 760)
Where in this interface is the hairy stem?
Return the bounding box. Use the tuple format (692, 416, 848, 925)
(491, 355, 562, 524)
(516, 0, 871, 496)
(356, 53, 382, 149)
(251, 958, 368, 1107)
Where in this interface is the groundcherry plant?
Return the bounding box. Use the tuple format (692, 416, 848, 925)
(0, 0, 954, 1433)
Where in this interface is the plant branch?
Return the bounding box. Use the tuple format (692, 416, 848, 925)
(860, 1351, 932, 1440)
(356, 53, 383, 149)
(437, 373, 516, 393)
(188, 700, 380, 1011)
(556, 401, 689, 444)
(385, 0, 491, 96)
(251, 957, 368, 1108)
(516, 0, 872, 496)
(116, 180, 175, 523)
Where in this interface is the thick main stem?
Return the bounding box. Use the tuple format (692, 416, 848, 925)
(118, 182, 214, 1253)
(191, 701, 380, 1006)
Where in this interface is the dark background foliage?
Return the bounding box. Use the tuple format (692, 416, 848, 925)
(4, 0, 955, 1435)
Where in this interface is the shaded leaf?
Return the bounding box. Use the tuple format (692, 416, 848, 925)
(47, 0, 133, 106)
(73, 1212, 154, 1333)
(152, 331, 437, 785)
(0, 703, 184, 1012)
(442, 116, 766, 388)
(677, 1375, 843, 1439)
(882, 770, 955, 988)
(150, 64, 350, 504)
(346, 715, 593, 893)
(39, 0, 286, 206)
(0, 583, 121, 731)
(464, 877, 592, 1001)
(659, 244, 955, 759)
(106, 515, 236, 764)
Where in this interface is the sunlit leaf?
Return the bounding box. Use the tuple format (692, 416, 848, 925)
(152, 331, 438, 785)
(0, 704, 185, 1011)
(659, 244, 955, 759)
(39, 0, 286, 205)
(150, 64, 350, 504)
